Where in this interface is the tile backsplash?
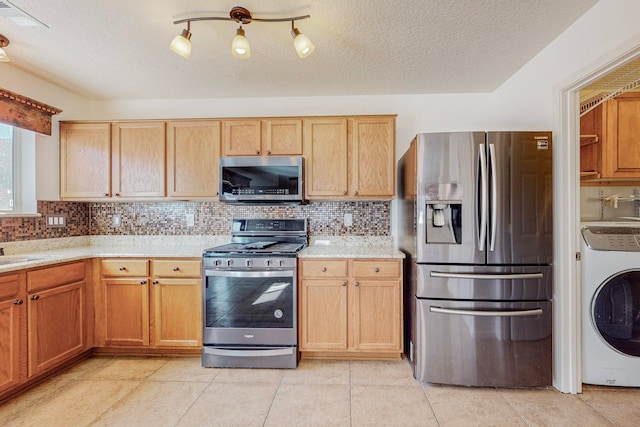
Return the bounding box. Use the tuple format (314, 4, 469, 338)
(0, 200, 391, 242)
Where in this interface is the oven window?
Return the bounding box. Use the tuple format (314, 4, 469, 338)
(205, 274, 294, 328)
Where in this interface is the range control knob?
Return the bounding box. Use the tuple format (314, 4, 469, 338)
(278, 259, 285, 267)
(214, 259, 223, 266)
(226, 259, 233, 267)
(264, 259, 272, 267)
(245, 259, 252, 267)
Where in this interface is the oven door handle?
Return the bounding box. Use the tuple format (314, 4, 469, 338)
(204, 269, 295, 278)
(430, 306, 543, 317)
(202, 347, 295, 357)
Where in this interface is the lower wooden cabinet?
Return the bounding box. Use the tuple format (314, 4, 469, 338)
(298, 258, 402, 359)
(97, 258, 202, 351)
(0, 273, 26, 395)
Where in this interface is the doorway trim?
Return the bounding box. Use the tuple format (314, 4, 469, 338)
(554, 34, 640, 394)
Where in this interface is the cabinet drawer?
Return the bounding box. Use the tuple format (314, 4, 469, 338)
(300, 259, 348, 278)
(0, 273, 21, 299)
(152, 259, 201, 278)
(101, 259, 149, 277)
(27, 261, 86, 292)
(353, 260, 401, 278)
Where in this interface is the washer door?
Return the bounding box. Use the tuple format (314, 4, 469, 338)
(592, 270, 640, 357)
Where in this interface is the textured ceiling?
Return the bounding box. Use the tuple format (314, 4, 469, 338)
(1, 0, 598, 100)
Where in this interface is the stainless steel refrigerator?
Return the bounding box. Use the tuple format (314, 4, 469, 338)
(398, 131, 553, 387)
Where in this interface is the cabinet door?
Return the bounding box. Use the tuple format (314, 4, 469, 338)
(580, 104, 604, 179)
(304, 118, 349, 198)
(111, 122, 166, 197)
(352, 280, 401, 352)
(299, 279, 348, 350)
(351, 117, 396, 198)
(222, 120, 262, 156)
(262, 119, 303, 155)
(103, 278, 149, 346)
(167, 120, 221, 198)
(604, 94, 640, 178)
(60, 122, 111, 199)
(0, 293, 25, 393)
(27, 282, 84, 376)
(151, 278, 201, 347)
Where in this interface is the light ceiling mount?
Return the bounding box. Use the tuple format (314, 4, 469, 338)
(170, 6, 314, 60)
(0, 34, 10, 63)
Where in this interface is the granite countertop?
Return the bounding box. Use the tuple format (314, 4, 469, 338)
(0, 235, 404, 273)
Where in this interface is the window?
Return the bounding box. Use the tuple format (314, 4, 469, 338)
(0, 122, 37, 214)
(0, 123, 14, 211)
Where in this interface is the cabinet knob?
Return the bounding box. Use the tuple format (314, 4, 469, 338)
(355, 281, 360, 287)
(173, 267, 180, 271)
(152, 280, 159, 285)
(354, 191, 359, 196)
(321, 267, 327, 272)
(119, 266, 127, 271)
(374, 267, 380, 273)
(115, 193, 121, 196)
(342, 281, 347, 287)
(267, 150, 271, 155)
(256, 150, 260, 155)
(30, 295, 39, 300)
(343, 191, 347, 196)
(140, 280, 147, 285)
(103, 193, 110, 197)
(13, 299, 23, 305)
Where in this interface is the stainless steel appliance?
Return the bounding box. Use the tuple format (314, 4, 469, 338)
(398, 131, 553, 387)
(202, 218, 307, 368)
(219, 156, 304, 204)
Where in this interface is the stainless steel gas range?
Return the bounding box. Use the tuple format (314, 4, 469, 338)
(201, 218, 307, 369)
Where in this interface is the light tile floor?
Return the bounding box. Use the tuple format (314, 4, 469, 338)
(1, 356, 639, 426)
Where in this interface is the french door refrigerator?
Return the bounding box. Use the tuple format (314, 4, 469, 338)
(398, 131, 553, 387)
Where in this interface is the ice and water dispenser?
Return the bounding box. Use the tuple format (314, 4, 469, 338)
(425, 183, 462, 244)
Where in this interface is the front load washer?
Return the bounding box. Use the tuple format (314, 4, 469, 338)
(582, 225, 640, 387)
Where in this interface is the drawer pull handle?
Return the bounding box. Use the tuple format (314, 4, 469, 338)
(119, 266, 126, 271)
(321, 267, 327, 272)
(13, 299, 23, 305)
(173, 267, 180, 271)
(30, 295, 39, 300)
(374, 267, 380, 273)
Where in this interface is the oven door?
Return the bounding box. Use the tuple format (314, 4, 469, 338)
(203, 268, 297, 346)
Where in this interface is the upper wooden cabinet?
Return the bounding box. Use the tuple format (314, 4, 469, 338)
(166, 120, 221, 198)
(581, 93, 640, 181)
(222, 118, 303, 156)
(60, 123, 111, 199)
(304, 116, 396, 199)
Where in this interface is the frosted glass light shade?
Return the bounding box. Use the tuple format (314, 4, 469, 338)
(231, 27, 250, 59)
(0, 47, 9, 62)
(169, 29, 192, 59)
(291, 28, 315, 58)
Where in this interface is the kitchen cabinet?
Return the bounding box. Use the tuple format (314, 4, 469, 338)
(60, 122, 111, 199)
(221, 118, 303, 156)
(298, 258, 402, 359)
(166, 120, 221, 198)
(97, 258, 201, 350)
(304, 116, 396, 199)
(580, 93, 640, 181)
(60, 121, 166, 199)
(0, 273, 26, 395)
(26, 261, 87, 377)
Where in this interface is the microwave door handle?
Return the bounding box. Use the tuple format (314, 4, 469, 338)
(477, 144, 488, 251)
(488, 143, 497, 252)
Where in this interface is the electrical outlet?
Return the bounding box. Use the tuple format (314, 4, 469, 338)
(344, 213, 353, 227)
(186, 213, 195, 227)
(112, 214, 122, 227)
(46, 215, 67, 227)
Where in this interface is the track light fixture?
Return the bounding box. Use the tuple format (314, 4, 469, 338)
(170, 6, 315, 60)
(0, 34, 10, 63)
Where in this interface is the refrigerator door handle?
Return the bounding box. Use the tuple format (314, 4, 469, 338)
(430, 271, 544, 280)
(430, 306, 544, 317)
(488, 143, 498, 251)
(477, 144, 488, 251)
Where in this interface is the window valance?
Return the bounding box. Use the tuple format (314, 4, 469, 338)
(0, 87, 62, 135)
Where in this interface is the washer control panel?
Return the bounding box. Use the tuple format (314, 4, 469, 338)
(582, 226, 640, 251)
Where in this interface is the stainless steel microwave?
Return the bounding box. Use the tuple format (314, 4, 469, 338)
(219, 156, 305, 204)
